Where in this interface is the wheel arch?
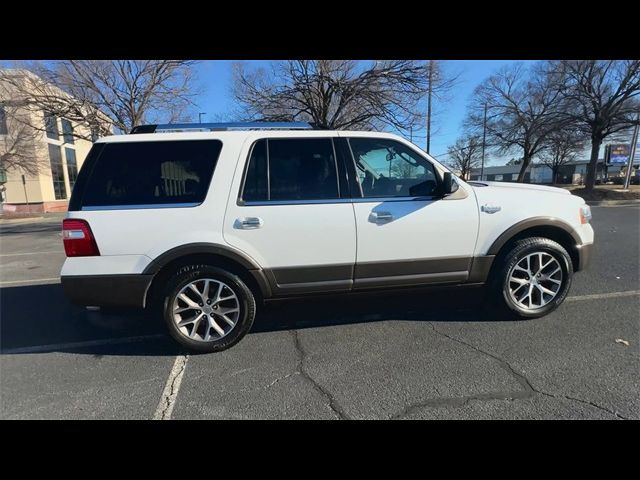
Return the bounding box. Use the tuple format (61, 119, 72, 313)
(487, 218, 582, 272)
(143, 243, 271, 308)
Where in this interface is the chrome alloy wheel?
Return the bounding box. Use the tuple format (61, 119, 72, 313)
(507, 252, 563, 310)
(172, 279, 240, 342)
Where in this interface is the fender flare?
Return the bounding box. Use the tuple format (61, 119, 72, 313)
(487, 217, 582, 256)
(143, 243, 271, 298)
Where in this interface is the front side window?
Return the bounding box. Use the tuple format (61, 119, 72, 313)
(241, 138, 339, 202)
(48, 144, 66, 200)
(65, 147, 78, 191)
(79, 140, 221, 208)
(348, 138, 439, 198)
(44, 112, 59, 140)
(61, 119, 74, 144)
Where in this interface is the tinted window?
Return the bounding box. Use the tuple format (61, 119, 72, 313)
(241, 138, 339, 202)
(348, 138, 438, 197)
(61, 119, 74, 144)
(48, 144, 66, 200)
(79, 140, 221, 208)
(242, 139, 268, 202)
(44, 112, 59, 140)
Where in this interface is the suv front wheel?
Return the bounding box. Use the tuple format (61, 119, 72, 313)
(491, 237, 574, 319)
(162, 265, 256, 353)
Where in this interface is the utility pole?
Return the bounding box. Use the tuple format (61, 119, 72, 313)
(622, 114, 639, 190)
(480, 103, 488, 181)
(426, 60, 433, 154)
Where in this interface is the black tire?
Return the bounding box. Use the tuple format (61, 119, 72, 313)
(488, 237, 573, 319)
(161, 264, 256, 353)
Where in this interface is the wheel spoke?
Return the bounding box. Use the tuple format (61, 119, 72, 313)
(510, 277, 529, 286)
(538, 284, 556, 296)
(188, 283, 201, 298)
(190, 314, 204, 338)
(178, 312, 202, 327)
(202, 280, 211, 300)
(174, 305, 194, 314)
(208, 316, 225, 336)
(218, 313, 236, 327)
(178, 293, 200, 309)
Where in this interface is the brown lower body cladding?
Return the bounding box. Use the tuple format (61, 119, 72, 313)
(2, 201, 68, 213)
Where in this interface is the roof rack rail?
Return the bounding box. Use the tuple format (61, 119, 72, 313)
(130, 122, 313, 134)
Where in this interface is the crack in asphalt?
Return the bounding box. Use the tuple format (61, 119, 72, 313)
(390, 323, 629, 420)
(289, 330, 349, 420)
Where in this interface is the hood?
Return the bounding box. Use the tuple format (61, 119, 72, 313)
(468, 181, 571, 196)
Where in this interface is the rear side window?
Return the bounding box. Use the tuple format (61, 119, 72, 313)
(241, 138, 339, 202)
(77, 140, 222, 209)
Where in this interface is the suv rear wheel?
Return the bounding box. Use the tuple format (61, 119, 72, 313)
(490, 237, 573, 319)
(162, 265, 256, 353)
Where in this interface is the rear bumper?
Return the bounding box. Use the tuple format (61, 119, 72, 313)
(61, 274, 153, 308)
(576, 243, 592, 271)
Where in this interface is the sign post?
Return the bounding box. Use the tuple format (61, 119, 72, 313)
(623, 115, 639, 190)
(22, 174, 31, 214)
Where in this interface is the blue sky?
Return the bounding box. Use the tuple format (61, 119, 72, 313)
(192, 60, 537, 166)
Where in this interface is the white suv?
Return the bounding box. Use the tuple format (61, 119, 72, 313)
(61, 122, 594, 352)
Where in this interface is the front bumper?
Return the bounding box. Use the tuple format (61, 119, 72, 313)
(61, 274, 153, 308)
(575, 243, 592, 271)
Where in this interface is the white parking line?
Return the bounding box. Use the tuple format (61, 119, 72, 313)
(0, 251, 63, 257)
(153, 355, 189, 420)
(566, 290, 640, 302)
(0, 277, 60, 286)
(0, 334, 165, 354)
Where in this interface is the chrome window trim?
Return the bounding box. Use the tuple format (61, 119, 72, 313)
(81, 202, 201, 211)
(240, 196, 437, 207)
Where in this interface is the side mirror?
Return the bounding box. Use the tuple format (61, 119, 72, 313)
(442, 172, 459, 196)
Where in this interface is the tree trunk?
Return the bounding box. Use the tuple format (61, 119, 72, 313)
(585, 137, 602, 191)
(517, 155, 530, 182)
(552, 166, 558, 185)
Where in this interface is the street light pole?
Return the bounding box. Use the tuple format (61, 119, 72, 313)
(622, 114, 639, 190)
(480, 103, 488, 181)
(198, 112, 206, 124)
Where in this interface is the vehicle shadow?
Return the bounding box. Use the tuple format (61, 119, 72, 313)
(0, 283, 492, 356)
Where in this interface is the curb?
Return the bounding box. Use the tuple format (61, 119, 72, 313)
(585, 200, 640, 206)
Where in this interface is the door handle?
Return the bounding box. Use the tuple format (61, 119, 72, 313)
(236, 217, 263, 229)
(370, 211, 393, 223)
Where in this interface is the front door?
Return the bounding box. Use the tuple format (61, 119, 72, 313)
(224, 136, 356, 295)
(342, 135, 479, 289)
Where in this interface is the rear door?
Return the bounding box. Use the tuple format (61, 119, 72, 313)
(223, 136, 357, 295)
(342, 135, 479, 288)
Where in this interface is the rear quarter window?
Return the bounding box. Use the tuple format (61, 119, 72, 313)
(71, 140, 222, 210)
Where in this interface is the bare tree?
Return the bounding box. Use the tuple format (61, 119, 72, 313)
(0, 104, 45, 176)
(446, 135, 482, 180)
(0, 60, 198, 138)
(548, 60, 640, 191)
(539, 128, 584, 184)
(467, 62, 568, 182)
(231, 60, 428, 133)
(425, 60, 459, 153)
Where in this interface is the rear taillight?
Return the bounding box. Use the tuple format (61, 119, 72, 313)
(62, 219, 100, 257)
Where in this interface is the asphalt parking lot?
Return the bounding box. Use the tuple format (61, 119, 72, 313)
(1, 206, 638, 420)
